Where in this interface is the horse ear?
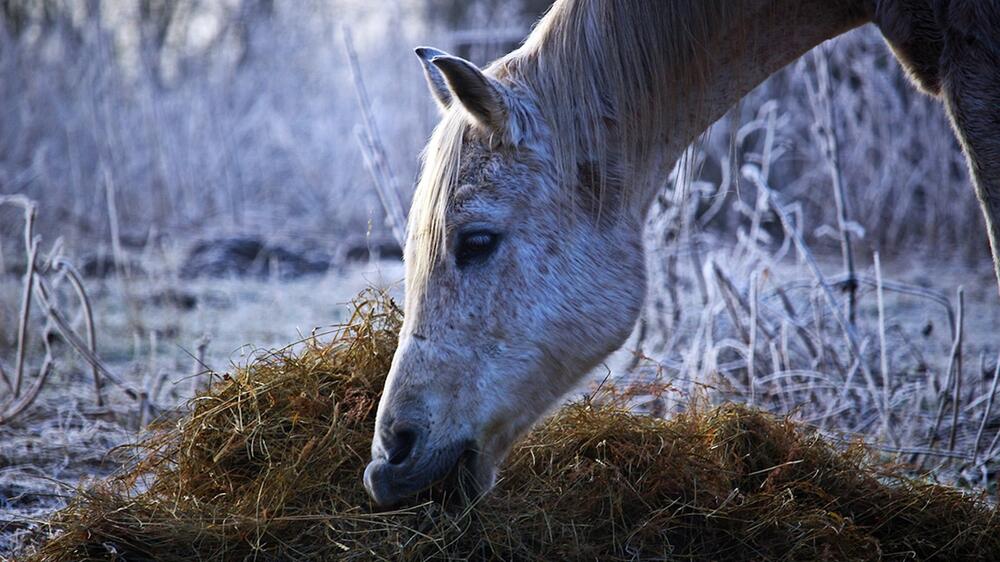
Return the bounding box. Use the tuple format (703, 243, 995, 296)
(429, 54, 508, 132)
(415, 46, 453, 110)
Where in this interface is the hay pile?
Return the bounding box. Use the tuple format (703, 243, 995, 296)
(26, 291, 1000, 561)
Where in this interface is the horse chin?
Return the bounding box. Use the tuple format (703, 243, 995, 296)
(439, 446, 496, 506)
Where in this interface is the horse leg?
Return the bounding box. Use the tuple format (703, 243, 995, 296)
(937, 0, 1000, 296)
(873, 0, 944, 95)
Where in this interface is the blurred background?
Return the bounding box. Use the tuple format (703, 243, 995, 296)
(2, 0, 999, 550)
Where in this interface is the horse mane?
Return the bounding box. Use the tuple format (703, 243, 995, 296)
(500, 1, 746, 181)
(407, 1, 750, 296)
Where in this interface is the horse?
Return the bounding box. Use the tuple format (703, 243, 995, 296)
(363, 0, 1000, 507)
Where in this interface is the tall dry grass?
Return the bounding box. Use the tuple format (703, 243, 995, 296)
(635, 39, 998, 491)
(0, 4, 985, 262)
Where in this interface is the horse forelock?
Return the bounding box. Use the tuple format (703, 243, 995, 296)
(405, 109, 467, 309)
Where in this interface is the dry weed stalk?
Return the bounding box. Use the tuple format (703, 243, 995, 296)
(638, 137, 995, 481)
(806, 45, 858, 324)
(0, 197, 160, 425)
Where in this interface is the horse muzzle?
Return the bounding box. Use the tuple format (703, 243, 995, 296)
(363, 423, 479, 507)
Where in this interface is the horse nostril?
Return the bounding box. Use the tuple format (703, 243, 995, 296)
(387, 427, 418, 465)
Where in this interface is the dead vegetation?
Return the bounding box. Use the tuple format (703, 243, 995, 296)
(18, 291, 1000, 561)
(0, 195, 175, 429)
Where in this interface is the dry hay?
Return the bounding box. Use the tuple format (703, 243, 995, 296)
(23, 290, 1000, 561)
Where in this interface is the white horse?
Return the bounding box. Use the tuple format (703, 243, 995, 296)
(364, 0, 1000, 506)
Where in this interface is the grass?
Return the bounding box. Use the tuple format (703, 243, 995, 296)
(19, 291, 1000, 561)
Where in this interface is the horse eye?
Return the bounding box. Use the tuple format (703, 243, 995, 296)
(455, 230, 500, 267)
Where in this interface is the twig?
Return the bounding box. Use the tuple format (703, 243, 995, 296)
(688, 236, 709, 306)
(103, 166, 128, 278)
(778, 272, 956, 340)
(0, 327, 54, 425)
(712, 261, 776, 341)
(0, 360, 11, 393)
(874, 252, 892, 443)
(748, 272, 759, 405)
(819, 341, 867, 432)
(742, 165, 863, 358)
(0, 195, 43, 398)
(14, 214, 39, 399)
(973, 352, 1000, 464)
(773, 286, 819, 360)
(948, 287, 965, 452)
(713, 262, 750, 344)
(808, 45, 857, 324)
(928, 287, 964, 450)
(627, 315, 649, 373)
(191, 335, 212, 394)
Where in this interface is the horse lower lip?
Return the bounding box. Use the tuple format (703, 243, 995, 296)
(363, 459, 397, 507)
(448, 447, 482, 499)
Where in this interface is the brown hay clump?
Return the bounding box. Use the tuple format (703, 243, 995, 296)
(25, 291, 1000, 561)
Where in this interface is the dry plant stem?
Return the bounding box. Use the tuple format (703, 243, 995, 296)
(986, 395, 1000, 464)
(761, 103, 777, 183)
(973, 352, 1000, 463)
(809, 45, 857, 324)
(819, 343, 867, 432)
(929, 287, 964, 450)
(748, 272, 759, 406)
(14, 241, 38, 400)
(874, 253, 893, 444)
(773, 287, 819, 360)
(742, 165, 863, 358)
(783, 273, 956, 339)
(713, 263, 750, 344)
(665, 253, 683, 331)
(33, 276, 151, 409)
(103, 167, 127, 278)
(192, 335, 212, 394)
(745, 165, 888, 431)
(54, 258, 103, 407)
(627, 316, 649, 372)
(948, 288, 964, 452)
(0, 334, 54, 424)
(689, 236, 709, 305)
(712, 262, 775, 341)
(343, 25, 406, 247)
(0, 360, 11, 393)
(11, 198, 39, 399)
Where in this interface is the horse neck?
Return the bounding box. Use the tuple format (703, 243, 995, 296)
(514, 0, 873, 216)
(672, 0, 872, 137)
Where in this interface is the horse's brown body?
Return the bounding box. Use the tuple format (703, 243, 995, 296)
(693, 0, 1000, 290)
(363, 0, 1000, 507)
(884, 1, 1000, 290)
